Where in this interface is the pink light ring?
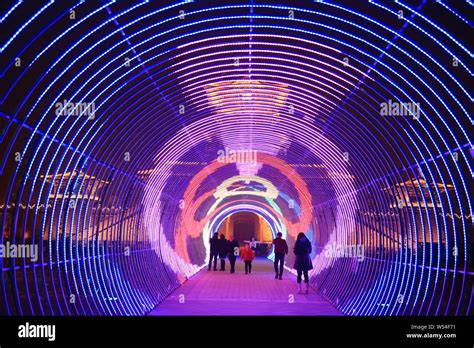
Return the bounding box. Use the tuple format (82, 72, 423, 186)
(211, 204, 286, 237)
(170, 50, 370, 100)
(145, 118, 355, 278)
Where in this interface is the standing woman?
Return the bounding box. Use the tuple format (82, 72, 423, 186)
(293, 232, 313, 294)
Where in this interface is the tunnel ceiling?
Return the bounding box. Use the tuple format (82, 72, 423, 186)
(0, 1, 472, 316)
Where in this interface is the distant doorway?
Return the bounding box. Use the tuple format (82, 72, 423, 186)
(217, 212, 273, 256)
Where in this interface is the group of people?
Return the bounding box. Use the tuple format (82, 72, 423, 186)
(208, 231, 314, 294)
(208, 233, 255, 274)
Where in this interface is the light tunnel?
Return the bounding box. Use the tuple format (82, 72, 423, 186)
(0, 0, 472, 317)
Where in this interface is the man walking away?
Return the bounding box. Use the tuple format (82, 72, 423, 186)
(208, 232, 219, 271)
(227, 235, 240, 273)
(218, 234, 228, 271)
(272, 232, 288, 280)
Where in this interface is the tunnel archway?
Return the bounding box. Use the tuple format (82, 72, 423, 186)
(214, 210, 275, 257)
(0, 1, 471, 317)
(219, 212, 272, 244)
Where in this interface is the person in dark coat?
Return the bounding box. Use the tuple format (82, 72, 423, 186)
(272, 232, 288, 280)
(293, 232, 313, 294)
(227, 235, 240, 274)
(218, 234, 228, 271)
(208, 233, 219, 271)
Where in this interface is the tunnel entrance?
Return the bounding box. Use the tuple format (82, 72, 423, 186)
(217, 212, 273, 256)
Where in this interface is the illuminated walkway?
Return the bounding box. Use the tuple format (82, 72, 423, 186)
(149, 258, 341, 316)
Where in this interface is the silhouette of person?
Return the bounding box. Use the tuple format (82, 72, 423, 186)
(272, 232, 288, 280)
(243, 237, 259, 250)
(249, 237, 258, 251)
(227, 235, 240, 274)
(218, 234, 228, 271)
(293, 232, 313, 293)
(208, 232, 219, 271)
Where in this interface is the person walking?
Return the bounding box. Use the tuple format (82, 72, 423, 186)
(249, 237, 258, 251)
(218, 234, 228, 271)
(208, 232, 219, 271)
(293, 232, 313, 294)
(227, 235, 240, 274)
(243, 237, 261, 255)
(243, 237, 259, 251)
(272, 232, 288, 280)
(241, 244, 255, 274)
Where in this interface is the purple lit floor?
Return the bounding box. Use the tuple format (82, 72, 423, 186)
(149, 258, 342, 316)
